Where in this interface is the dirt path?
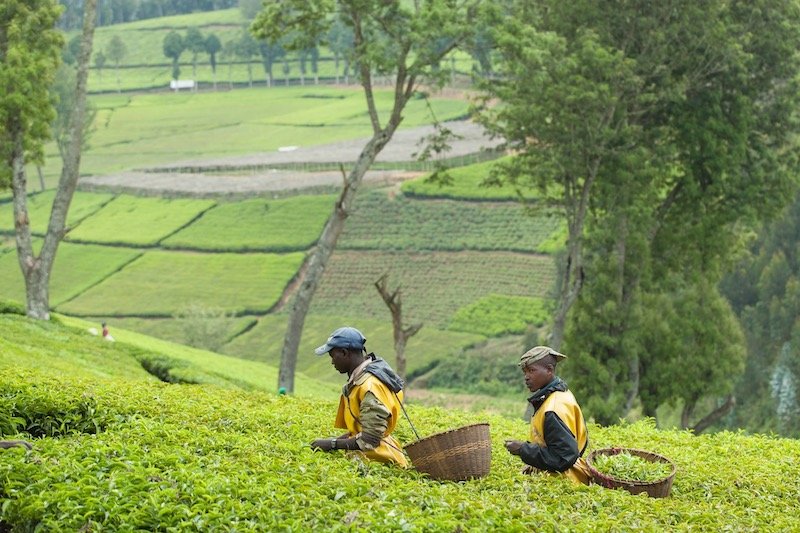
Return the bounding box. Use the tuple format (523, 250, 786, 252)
(79, 120, 502, 197)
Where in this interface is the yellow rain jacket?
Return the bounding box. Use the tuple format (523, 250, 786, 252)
(335, 371, 408, 466)
(525, 380, 591, 484)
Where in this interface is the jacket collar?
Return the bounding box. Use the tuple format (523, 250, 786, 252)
(527, 377, 567, 410)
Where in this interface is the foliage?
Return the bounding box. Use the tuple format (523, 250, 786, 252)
(50, 64, 98, 158)
(65, 194, 215, 245)
(173, 302, 235, 352)
(57, 249, 305, 316)
(401, 159, 530, 201)
(310, 250, 556, 328)
(0, 0, 64, 189)
(484, 0, 800, 425)
(421, 336, 528, 398)
(591, 451, 673, 483)
(449, 294, 550, 337)
(720, 195, 800, 437)
(339, 190, 562, 254)
(2, 320, 800, 530)
(162, 195, 335, 252)
(54, 314, 338, 397)
(162, 29, 185, 79)
(0, 298, 26, 315)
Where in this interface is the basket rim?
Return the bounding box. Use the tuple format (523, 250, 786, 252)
(405, 422, 490, 449)
(586, 447, 676, 486)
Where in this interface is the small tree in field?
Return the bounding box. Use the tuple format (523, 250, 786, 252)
(252, 0, 486, 393)
(205, 34, 221, 90)
(106, 34, 126, 93)
(163, 30, 184, 81)
(184, 27, 205, 85)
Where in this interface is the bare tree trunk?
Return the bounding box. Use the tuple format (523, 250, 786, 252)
(11, 125, 49, 319)
(13, 0, 97, 320)
(374, 273, 423, 380)
(278, 135, 392, 392)
(36, 166, 46, 191)
(692, 395, 735, 434)
(549, 157, 600, 350)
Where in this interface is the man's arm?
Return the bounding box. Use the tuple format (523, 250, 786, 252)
(517, 412, 579, 472)
(310, 392, 390, 452)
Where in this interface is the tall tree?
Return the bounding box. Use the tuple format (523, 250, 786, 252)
(720, 194, 800, 437)
(4, 0, 99, 319)
(258, 40, 283, 88)
(205, 33, 221, 90)
(326, 15, 353, 84)
(252, 0, 485, 393)
(106, 34, 127, 93)
(184, 26, 205, 86)
(235, 28, 258, 87)
(482, 0, 800, 424)
(93, 49, 106, 79)
(163, 30, 185, 81)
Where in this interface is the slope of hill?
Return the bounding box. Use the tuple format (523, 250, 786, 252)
(1, 310, 799, 531)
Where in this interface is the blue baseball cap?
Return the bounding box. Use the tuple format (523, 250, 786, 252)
(314, 327, 367, 355)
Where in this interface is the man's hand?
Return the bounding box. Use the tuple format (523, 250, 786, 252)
(0, 440, 33, 451)
(505, 439, 524, 456)
(310, 438, 336, 452)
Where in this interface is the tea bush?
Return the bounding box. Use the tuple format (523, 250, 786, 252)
(449, 294, 550, 337)
(2, 314, 800, 531)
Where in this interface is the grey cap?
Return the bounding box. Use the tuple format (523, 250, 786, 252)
(314, 327, 367, 355)
(519, 345, 567, 368)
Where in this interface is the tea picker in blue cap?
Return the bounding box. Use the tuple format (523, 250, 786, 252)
(310, 326, 409, 466)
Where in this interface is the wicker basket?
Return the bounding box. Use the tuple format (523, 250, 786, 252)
(586, 447, 676, 498)
(404, 423, 491, 482)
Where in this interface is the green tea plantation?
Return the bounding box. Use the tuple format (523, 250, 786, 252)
(1, 311, 799, 531)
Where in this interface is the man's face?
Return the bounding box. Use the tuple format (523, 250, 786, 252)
(522, 362, 552, 392)
(328, 348, 349, 374)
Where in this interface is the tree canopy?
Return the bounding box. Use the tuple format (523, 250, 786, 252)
(481, 0, 800, 427)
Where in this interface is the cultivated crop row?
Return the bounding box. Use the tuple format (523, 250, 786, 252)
(340, 190, 563, 253)
(310, 250, 557, 328)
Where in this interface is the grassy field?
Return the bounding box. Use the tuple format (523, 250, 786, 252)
(2, 310, 799, 531)
(57, 250, 305, 316)
(0, 190, 114, 234)
(66, 195, 216, 245)
(161, 194, 336, 251)
(33, 86, 470, 187)
(340, 189, 563, 253)
(0, 242, 143, 306)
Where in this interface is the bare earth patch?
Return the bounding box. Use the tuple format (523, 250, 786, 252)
(78, 120, 502, 197)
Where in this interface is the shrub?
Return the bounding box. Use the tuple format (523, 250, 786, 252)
(449, 294, 550, 337)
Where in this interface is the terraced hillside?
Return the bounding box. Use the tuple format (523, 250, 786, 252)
(0, 153, 560, 387)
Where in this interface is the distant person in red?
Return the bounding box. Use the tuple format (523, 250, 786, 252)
(101, 322, 115, 342)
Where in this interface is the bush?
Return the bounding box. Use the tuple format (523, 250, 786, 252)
(0, 299, 25, 316)
(449, 294, 550, 337)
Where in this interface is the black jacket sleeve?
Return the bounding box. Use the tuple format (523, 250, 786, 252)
(518, 411, 580, 472)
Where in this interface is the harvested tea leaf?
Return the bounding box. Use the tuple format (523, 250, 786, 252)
(592, 451, 673, 482)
